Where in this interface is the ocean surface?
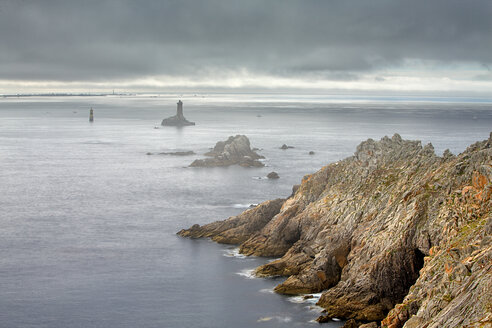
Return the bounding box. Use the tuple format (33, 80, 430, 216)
(1, 94, 491, 328)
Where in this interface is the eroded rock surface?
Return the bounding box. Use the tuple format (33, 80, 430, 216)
(179, 133, 492, 327)
(178, 198, 284, 244)
(190, 135, 265, 167)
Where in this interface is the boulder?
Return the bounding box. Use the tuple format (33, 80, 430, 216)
(281, 144, 294, 150)
(267, 171, 280, 179)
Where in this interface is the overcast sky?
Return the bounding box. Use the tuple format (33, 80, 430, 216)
(1, 0, 491, 95)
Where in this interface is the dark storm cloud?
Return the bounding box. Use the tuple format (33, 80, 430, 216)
(0, 0, 491, 82)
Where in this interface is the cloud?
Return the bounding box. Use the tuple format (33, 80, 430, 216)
(0, 0, 491, 92)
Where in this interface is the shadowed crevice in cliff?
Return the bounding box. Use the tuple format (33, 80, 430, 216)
(178, 133, 492, 327)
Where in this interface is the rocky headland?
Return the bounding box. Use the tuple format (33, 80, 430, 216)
(190, 135, 265, 167)
(178, 133, 492, 327)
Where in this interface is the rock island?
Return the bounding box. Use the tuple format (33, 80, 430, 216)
(190, 135, 264, 167)
(161, 100, 195, 126)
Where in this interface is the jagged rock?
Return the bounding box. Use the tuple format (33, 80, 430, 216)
(267, 172, 280, 179)
(359, 323, 378, 328)
(179, 133, 492, 327)
(341, 319, 359, 328)
(177, 198, 284, 244)
(190, 135, 265, 167)
(281, 144, 294, 150)
(316, 314, 333, 323)
(161, 100, 195, 126)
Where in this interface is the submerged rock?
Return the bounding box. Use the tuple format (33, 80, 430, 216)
(159, 151, 195, 156)
(179, 132, 492, 327)
(280, 144, 294, 150)
(161, 100, 195, 126)
(190, 135, 264, 167)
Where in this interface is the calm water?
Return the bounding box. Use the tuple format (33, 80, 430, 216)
(0, 94, 491, 328)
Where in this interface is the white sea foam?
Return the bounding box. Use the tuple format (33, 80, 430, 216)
(306, 292, 323, 304)
(236, 268, 256, 279)
(257, 316, 292, 323)
(223, 247, 247, 259)
(232, 203, 254, 209)
(287, 296, 305, 304)
(305, 305, 325, 313)
(287, 292, 323, 305)
(259, 288, 275, 294)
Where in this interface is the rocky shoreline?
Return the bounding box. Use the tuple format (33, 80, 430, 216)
(178, 133, 492, 328)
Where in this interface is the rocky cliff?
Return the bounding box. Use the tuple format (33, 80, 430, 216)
(190, 135, 265, 167)
(178, 133, 492, 327)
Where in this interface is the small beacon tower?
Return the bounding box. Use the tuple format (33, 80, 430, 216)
(176, 100, 184, 120)
(89, 108, 94, 122)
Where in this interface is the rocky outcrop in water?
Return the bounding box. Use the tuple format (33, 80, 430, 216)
(147, 151, 195, 156)
(178, 198, 284, 244)
(190, 135, 264, 167)
(178, 133, 492, 327)
(161, 100, 195, 126)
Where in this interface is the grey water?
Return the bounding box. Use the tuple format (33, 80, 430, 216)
(0, 94, 491, 328)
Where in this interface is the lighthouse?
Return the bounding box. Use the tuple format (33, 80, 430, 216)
(176, 100, 184, 119)
(161, 100, 195, 126)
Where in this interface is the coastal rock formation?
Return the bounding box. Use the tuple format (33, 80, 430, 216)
(267, 171, 280, 179)
(281, 144, 294, 150)
(190, 135, 265, 167)
(161, 100, 195, 126)
(178, 198, 284, 244)
(178, 133, 492, 327)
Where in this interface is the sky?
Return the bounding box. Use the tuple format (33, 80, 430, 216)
(0, 0, 491, 95)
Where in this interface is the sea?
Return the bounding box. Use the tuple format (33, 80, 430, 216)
(1, 93, 491, 328)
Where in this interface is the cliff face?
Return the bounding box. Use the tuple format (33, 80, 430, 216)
(178, 133, 492, 327)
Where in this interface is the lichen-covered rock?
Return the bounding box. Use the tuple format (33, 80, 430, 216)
(190, 135, 265, 167)
(179, 133, 492, 327)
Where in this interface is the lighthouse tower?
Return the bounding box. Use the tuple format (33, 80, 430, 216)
(176, 100, 184, 119)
